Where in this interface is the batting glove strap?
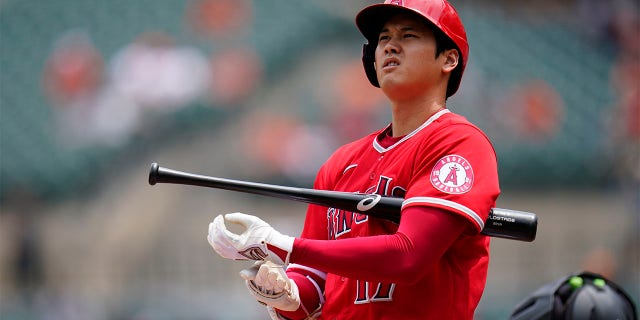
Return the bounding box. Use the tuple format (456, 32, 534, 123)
(266, 306, 321, 320)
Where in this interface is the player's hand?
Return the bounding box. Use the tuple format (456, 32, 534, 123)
(239, 261, 301, 312)
(207, 212, 294, 265)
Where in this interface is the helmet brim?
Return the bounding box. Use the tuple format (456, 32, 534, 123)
(356, 4, 427, 43)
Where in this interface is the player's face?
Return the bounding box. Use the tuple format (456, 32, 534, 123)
(374, 13, 448, 96)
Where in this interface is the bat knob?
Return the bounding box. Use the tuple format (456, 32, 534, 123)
(149, 162, 159, 185)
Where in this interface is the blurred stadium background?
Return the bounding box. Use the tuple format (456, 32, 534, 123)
(0, 0, 638, 319)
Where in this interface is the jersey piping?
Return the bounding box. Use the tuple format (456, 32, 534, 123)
(342, 164, 358, 175)
(402, 196, 485, 230)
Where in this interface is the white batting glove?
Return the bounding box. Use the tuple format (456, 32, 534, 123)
(207, 213, 294, 265)
(240, 261, 301, 312)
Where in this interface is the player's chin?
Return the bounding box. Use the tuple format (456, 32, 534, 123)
(378, 69, 410, 86)
(379, 76, 410, 96)
(378, 73, 396, 87)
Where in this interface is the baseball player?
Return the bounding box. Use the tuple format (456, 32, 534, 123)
(208, 0, 500, 319)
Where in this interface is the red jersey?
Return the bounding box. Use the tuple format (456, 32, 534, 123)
(288, 109, 500, 319)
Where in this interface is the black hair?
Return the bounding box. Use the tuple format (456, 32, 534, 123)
(428, 22, 463, 98)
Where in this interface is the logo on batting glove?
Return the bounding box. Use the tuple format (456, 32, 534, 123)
(239, 246, 268, 260)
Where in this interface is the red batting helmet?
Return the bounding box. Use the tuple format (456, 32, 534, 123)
(356, 0, 469, 97)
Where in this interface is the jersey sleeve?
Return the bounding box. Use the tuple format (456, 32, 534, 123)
(402, 122, 500, 233)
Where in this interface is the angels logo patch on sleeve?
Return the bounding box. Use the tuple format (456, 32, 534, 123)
(430, 155, 474, 194)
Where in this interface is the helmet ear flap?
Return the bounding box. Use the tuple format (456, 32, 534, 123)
(362, 43, 379, 88)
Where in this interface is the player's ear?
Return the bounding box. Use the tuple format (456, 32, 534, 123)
(442, 49, 459, 74)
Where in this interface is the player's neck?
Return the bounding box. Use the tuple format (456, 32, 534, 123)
(390, 97, 446, 137)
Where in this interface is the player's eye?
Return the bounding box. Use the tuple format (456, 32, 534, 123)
(378, 34, 390, 42)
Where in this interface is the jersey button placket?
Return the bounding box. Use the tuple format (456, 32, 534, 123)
(370, 153, 385, 179)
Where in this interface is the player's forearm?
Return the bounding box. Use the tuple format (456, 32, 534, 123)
(290, 207, 467, 284)
(291, 232, 423, 284)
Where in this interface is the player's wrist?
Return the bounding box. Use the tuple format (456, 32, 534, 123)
(265, 232, 295, 265)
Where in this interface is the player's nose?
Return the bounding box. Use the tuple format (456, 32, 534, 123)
(383, 39, 401, 55)
(383, 37, 401, 54)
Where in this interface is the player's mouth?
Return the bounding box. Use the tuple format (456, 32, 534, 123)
(382, 57, 400, 70)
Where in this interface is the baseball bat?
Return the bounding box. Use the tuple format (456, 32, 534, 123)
(148, 163, 537, 242)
